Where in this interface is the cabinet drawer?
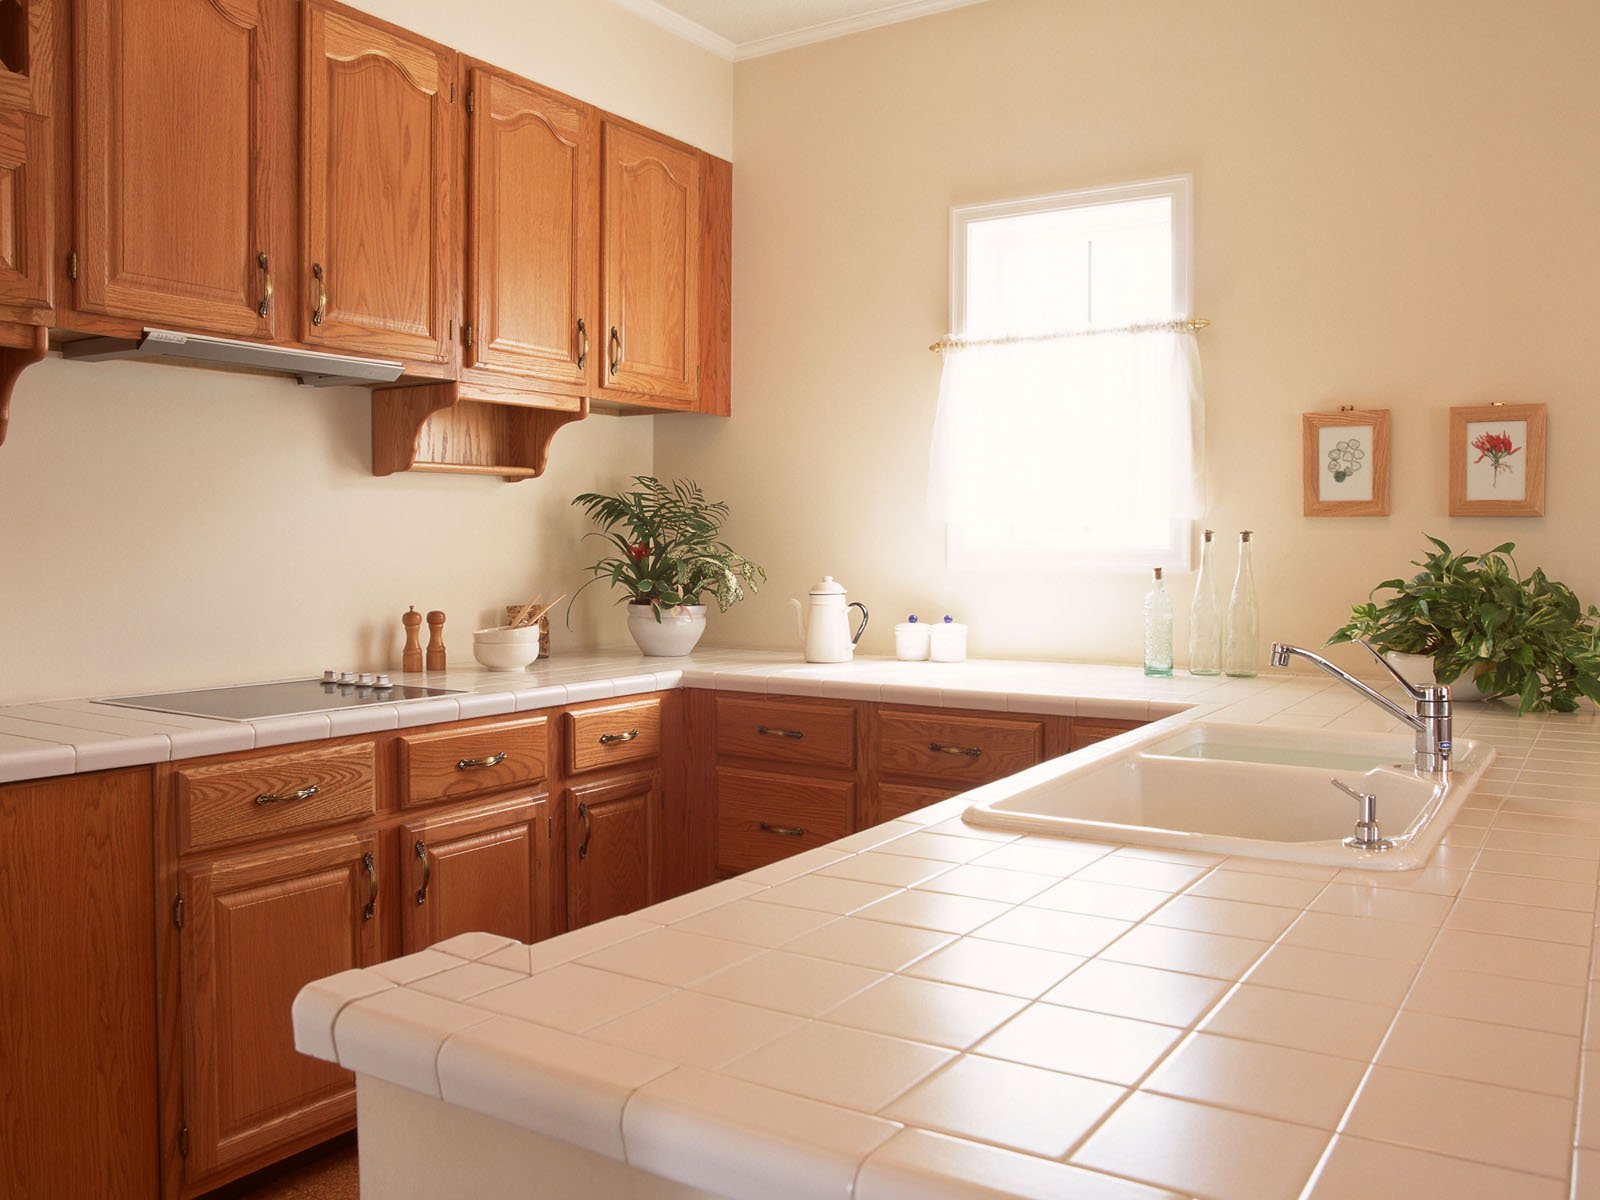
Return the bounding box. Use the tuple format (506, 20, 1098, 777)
(874, 782, 959, 825)
(566, 698, 662, 774)
(176, 742, 376, 854)
(1069, 718, 1145, 752)
(877, 710, 1044, 787)
(716, 767, 853, 875)
(714, 696, 855, 770)
(398, 717, 549, 808)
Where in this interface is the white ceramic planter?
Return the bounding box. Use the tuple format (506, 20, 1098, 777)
(627, 603, 707, 657)
(1384, 650, 1490, 701)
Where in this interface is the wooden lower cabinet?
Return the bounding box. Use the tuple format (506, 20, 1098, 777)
(871, 781, 959, 825)
(400, 793, 554, 953)
(1069, 718, 1145, 752)
(0, 768, 157, 1200)
(716, 766, 853, 874)
(564, 771, 656, 929)
(177, 830, 381, 1189)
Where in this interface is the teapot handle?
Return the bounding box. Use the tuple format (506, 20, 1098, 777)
(848, 602, 870, 646)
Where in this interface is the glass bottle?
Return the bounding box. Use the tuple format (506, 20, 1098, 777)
(1224, 530, 1260, 678)
(1187, 529, 1222, 676)
(1144, 567, 1174, 677)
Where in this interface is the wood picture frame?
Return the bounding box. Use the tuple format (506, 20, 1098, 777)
(1449, 403, 1546, 516)
(1302, 409, 1391, 517)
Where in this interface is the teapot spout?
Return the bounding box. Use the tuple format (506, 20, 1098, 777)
(789, 597, 807, 643)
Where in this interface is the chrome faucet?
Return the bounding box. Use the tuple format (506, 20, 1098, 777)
(1268, 640, 1452, 775)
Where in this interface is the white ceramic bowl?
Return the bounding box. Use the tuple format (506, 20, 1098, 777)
(473, 625, 541, 670)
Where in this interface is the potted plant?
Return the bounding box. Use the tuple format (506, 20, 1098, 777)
(1328, 536, 1600, 714)
(571, 476, 765, 656)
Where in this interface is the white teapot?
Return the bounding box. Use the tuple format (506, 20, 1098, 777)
(790, 577, 869, 663)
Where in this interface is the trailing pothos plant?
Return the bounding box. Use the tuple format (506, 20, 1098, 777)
(571, 476, 765, 622)
(1328, 536, 1600, 714)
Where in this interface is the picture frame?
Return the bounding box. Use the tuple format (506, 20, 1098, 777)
(1449, 403, 1546, 517)
(1302, 409, 1391, 517)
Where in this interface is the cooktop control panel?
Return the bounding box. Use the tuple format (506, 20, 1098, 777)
(100, 676, 465, 722)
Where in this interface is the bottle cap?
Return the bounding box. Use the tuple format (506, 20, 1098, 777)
(943, 614, 954, 623)
(1153, 567, 1163, 580)
(907, 614, 918, 623)
(1202, 529, 1214, 541)
(1240, 530, 1253, 541)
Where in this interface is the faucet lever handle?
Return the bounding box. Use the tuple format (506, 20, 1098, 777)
(1357, 640, 1427, 700)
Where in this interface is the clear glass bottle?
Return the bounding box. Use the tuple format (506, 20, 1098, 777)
(1224, 530, 1260, 678)
(1144, 567, 1174, 677)
(1188, 529, 1222, 676)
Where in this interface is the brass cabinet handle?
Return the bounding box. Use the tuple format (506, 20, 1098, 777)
(457, 751, 507, 770)
(255, 783, 318, 806)
(757, 725, 804, 740)
(576, 317, 588, 370)
(608, 326, 621, 376)
(759, 822, 806, 838)
(577, 802, 592, 860)
(929, 742, 983, 758)
(414, 839, 431, 905)
(362, 851, 377, 921)
(311, 262, 327, 326)
(257, 251, 273, 319)
(599, 729, 639, 746)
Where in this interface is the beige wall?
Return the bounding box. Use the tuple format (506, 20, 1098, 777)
(0, 0, 732, 703)
(656, 0, 1600, 675)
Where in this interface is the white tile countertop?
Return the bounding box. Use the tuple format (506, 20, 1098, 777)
(278, 654, 1600, 1200)
(0, 648, 1253, 784)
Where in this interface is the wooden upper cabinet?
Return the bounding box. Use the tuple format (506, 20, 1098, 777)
(0, 0, 50, 326)
(302, 2, 454, 364)
(74, 0, 291, 337)
(465, 66, 595, 390)
(597, 121, 700, 407)
(0, 0, 53, 116)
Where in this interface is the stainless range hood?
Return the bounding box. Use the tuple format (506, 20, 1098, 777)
(61, 328, 405, 387)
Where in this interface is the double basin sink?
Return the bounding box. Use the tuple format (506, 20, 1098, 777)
(964, 720, 1493, 870)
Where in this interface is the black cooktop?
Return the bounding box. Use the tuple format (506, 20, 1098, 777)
(100, 678, 464, 722)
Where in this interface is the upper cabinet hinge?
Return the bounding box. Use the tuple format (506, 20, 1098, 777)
(463, 324, 474, 348)
(67, 250, 78, 281)
(173, 895, 185, 929)
(178, 1124, 190, 1158)
(465, 88, 475, 116)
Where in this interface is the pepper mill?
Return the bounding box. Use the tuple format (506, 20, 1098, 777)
(401, 607, 423, 673)
(426, 610, 447, 672)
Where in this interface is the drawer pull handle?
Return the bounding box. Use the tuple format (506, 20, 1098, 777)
(929, 743, 983, 758)
(759, 822, 806, 838)
(457, 751, 507, 771)
(599, 729, 639, 745)
(414, 840, 431, 905)
(757, 725, 804, 740)
(255, 783, 319, 806)
(362, 852, 377, 921)
(577, 802, 592, 860)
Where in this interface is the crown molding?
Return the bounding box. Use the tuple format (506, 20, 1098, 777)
(605, 0, 737, 60)
(733, 0, 991, 60)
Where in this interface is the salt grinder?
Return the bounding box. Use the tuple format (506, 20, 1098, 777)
(401, 607, 423, 673)
(426, 610, 447, 672)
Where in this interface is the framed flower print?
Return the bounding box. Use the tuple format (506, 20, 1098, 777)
(1303, 409, 1391, 517)
(1449, 403, 1546, 517)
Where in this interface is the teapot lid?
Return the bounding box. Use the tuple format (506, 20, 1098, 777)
(809, 576, 846, 596)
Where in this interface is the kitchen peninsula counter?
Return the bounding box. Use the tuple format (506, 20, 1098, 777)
(267, 655, 1600, 1200)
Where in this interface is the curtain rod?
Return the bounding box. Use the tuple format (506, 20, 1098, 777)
(929, 317, 1211, 353)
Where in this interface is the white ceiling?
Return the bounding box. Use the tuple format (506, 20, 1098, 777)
(611, 0, 993, 61)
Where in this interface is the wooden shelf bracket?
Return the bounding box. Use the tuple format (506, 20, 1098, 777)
(371, 382, 589, 482)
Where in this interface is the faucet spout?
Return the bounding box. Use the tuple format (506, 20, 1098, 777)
(1268, 641, 1452, 775)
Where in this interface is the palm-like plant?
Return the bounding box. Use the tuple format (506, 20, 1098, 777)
(571, 477, 765, 621)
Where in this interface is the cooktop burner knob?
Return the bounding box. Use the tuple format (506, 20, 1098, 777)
(338, 671, 356, 684)
(374, 674, 393, 689)
(322, 669, 336, 683)
(357, 672, 375, 686)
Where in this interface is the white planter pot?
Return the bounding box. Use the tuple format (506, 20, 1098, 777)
(1384, 651, 1491, 702)
(627, 604, 707, 657)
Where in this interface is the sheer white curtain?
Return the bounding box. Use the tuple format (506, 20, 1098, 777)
(928, 322, 1204, 568)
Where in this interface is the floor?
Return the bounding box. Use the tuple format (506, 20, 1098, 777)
(202, 1135, 359, 1200)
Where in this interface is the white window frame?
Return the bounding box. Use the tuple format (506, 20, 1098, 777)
(945, 174, 1197, 573)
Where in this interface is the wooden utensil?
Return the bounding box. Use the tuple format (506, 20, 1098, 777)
(521, 594, 564, 627)
(509, 593, 542, 628)
(426, 610, 446, 671)
(402, 607, 423, 673)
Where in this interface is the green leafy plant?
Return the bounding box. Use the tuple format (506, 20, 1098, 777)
(1328, 536, 1600, 714)
(571, 477, 765, 621)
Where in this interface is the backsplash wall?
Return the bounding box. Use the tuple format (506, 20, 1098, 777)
(654, 0, 1600, 677)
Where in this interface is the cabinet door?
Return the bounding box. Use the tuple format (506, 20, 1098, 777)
(74, 0, 290, 336)
(565, 771, 656, 930)
(179, 831, 380, 1185)
(597, 122, 700, 406)
(466, 67, 595, 388)
(400, 792, 553, 954)
(302, 2, 454, 362)
(0, 108, 50, 323)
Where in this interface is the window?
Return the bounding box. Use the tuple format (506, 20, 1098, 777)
(930, 176, 1201, 572)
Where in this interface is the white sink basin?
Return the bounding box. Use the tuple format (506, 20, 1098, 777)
(964, 721, 1493, 870)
